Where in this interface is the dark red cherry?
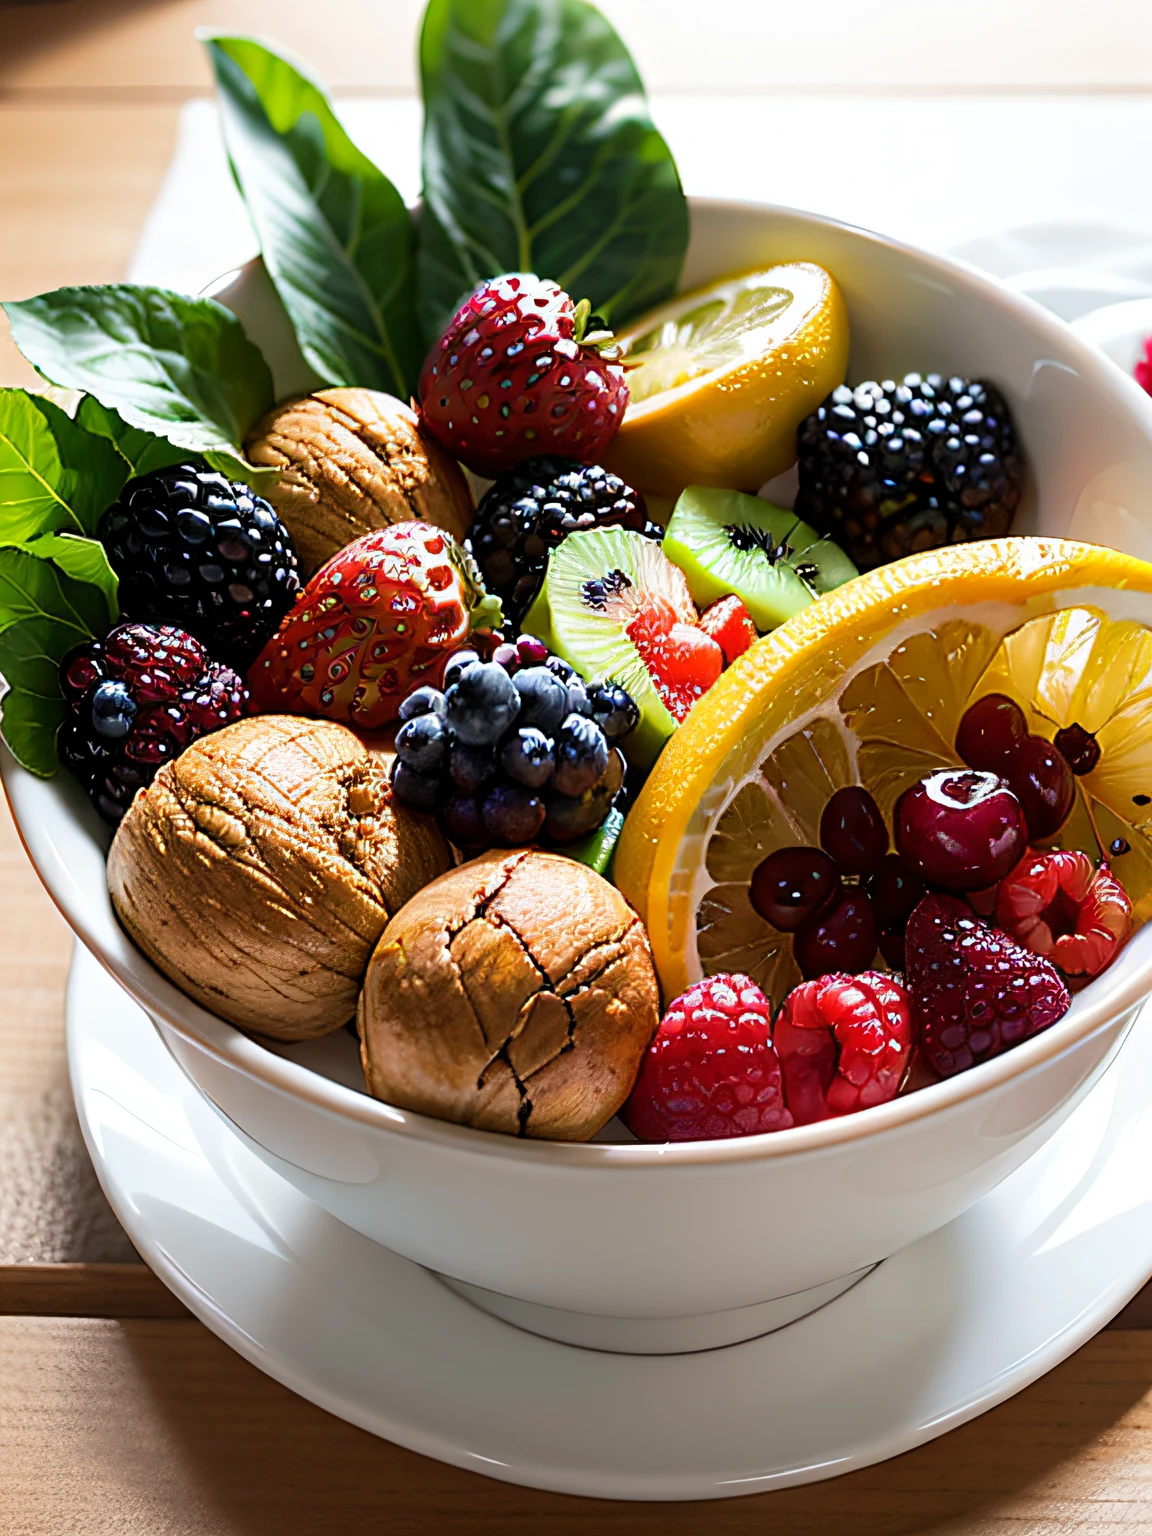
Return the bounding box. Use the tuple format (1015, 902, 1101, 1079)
(956, 693, 1029, 770)
(793, 887, 879, 979)
(819, 785, 889, 875)
(866, 853, 928, 933)
(894, 768, 1028, 891)
(750, 846, 840, 932)
(878, 931, 906, 970)
(1001, 735, 1075, 839)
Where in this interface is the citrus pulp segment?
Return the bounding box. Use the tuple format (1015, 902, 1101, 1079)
(613, 539, 1152, 1001)
(603, 263, 849, 498)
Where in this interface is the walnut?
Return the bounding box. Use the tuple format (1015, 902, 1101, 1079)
(245, 388, 474, 577)
(107, 715, 452, 1041)
(358, 849, 660, 1141)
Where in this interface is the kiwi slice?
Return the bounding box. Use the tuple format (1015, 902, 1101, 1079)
(524, 527, 694, 769)
(662, 486, 857, 631)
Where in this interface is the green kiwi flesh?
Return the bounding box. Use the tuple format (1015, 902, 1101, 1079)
(523, 527, 688, 769)
(662, 486, 857, 631)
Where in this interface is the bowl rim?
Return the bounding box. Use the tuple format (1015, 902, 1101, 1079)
(11, 192, 1152, 1171)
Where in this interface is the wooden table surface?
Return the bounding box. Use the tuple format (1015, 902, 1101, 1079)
(6, 2, 1152, 1529)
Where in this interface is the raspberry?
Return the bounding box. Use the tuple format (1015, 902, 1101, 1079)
(697, 594, 758, 666)
(774, 970, 913, 1123)
(905, 893, 1071, 1078)
(98, 463, 300, 667)
(58, 622, 247, 825)
(418, 275, 629, 477)
(622, 973, 793, 1142)
(995, 851, 1133, 977)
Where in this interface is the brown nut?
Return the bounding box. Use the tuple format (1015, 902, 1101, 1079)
(358, 848, 660, 1141)
(245, 387, 474, 577)
(107, 715, 452, 1041)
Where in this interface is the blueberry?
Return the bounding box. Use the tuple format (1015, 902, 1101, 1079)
(444, 794, 485, 848)
(398, 686, 446, 723)
(445, 661, 520, 746)
(565, 676, 592, 717)
(553, 714, 609, 796)
(586, 680, 640, 742)
(500, 727, 555, 789)
(513, 666, 569, 735)
(396, 713, 447, 775)
(390, 759, 440, 812)
(443, 649, 480, 690)
(544, 786, 611, 842)
(90, 680, 136, 741)
(482, 783, 546, 844)
(545, 655, 575, 683)
(449, 743, 497, 793)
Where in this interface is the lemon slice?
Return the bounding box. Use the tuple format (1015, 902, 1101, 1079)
(614, 538, 1152, 1002)
(603, 263, 848, 499)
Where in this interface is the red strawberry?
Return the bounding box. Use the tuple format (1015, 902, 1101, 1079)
(248, 522, 500, 729)
(995, 850, 1132, 977)
(418, 274, 629, 477)
(905, 894, 1071, 1079)
(623, 973, 793, 1142)
(774, 970, 913, 1123)
(626, 597, 723, 720)
(698, 594, 758, 666)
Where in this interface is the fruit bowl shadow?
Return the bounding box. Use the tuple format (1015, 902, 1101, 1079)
(8, 198, 1152, 1355)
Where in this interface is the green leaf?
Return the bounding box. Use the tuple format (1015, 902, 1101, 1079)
(0, 388, 128, 542)
(0, 681, 67, 776)
(0, 545, 108, 642)
(0, 546, 114, 777)
(417, 0, 688, 340)
(4, 533, 118, 623)
(3, 285, 275, 459)
(76, 394, 189, 477)
(203, 33, 422, 398)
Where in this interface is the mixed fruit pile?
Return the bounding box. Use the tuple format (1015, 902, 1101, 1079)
(2, 0, 1152, 1147)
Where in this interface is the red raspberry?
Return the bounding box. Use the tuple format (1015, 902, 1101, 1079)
(905, 894, 1070, 1078)
(1136, 335, 1152, 398)
(418, 274, 629, 478)
(622, 973, 793, 1142)
(698, 595, 758, 666)
(996, 850, 1133, 977)
(774, 970, 913, 1123)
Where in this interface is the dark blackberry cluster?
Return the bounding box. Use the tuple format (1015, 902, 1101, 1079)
(469, 457, 661, 624)
(58, 623, 248, 825)
(389, 633, 639, 850)
(98, 464, 301, 667)
(795, 374, 1021, 571)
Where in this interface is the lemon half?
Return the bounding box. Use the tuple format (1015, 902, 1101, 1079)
(603, 263, 848, 499)
(614, 538, 1152, 1002)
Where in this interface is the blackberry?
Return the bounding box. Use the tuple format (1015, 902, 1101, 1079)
(795, 374, 1022, 572)
(98, 463, 301, 667)
(58, 622, 247, 825)
(469, 458, 660, 624)
(390, 634, 636, 852)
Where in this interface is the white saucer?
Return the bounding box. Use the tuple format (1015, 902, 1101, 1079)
(68, 944, 1152, 1502)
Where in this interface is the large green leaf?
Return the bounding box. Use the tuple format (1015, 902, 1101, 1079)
(4, 533, 118, 623)
(0, 389, 128, 542)
(3, 285, 274, 459)
(0, 546, 113, 776)
(417, 0, 688, 340)
(203, 33, 422, 398)
(76, 394, 189, 477)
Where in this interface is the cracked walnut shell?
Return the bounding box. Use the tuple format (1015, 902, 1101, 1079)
(245, 388, 473, 577)
(107, 715, 452, 1041)
(358, 849, 661, 1141)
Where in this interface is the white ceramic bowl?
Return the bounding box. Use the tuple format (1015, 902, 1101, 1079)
(10, 198, 1152, 1354)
